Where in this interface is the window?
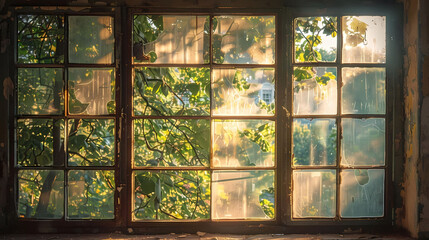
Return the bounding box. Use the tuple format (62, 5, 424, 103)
(16, 14, 117, 220)
(12, 6, 396, 232)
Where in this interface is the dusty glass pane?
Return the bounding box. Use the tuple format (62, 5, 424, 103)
(294, 17, 337, 62)
(18, 170, 64, 219)
(213, 16, 275, 64)
(342, 68, 386, 114)
(133, 15, 209, 64)
(340, 169, 384, 217)
(67, 119, 115, 166)
(134, 119, 209, 167)
(213, 120, 275, 167)
(18, 15, 65, 64)
(212, 170, 274, 219)
(133, 171, 210, 220)
(68, 68, 115, 115)
(341, 118, 385, 166)
(17, 119, 65, 167)
(212, 68, 275, 116)
(69, 16, 114, 64)
(293, 119, 336, 166)
(342, 16, 386, 63)
(293, 170, 336, 218)
(293, 67, 337, 115)
(67, 170, 115, 219)
(17, 68, 64, 115)
(134, 67, 210, 116)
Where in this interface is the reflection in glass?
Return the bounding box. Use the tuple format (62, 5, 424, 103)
(342, 16, 386, 63)
(213, 16, 275, 64)
(212, 68, 275, 116)
(293, 119, 336, 166)
(133, 15, 209, 64)
(342, 68, 386, 114)
(134, 67, 210, 116)
(69, 16, 114, 64)
(133, 171, 210, 220)
(68, 119, 115, 166)
(18, 68, 64, 115)
(68, 170, 115, 219)
(293, 170, 336, 218)
(295, 17, 337, 62)
(134, 119, 209, 167)
(341, 118, 385, 166)
(213, 120, 275, 167)
(340, 169, 384, 217)
(293, 67, 337, 115)
(68, 68, 115, 115)
(18, 170, 64, 219)
(212, 170, 274, 219)
(18, 15, 65, 64)
(17, 119, 64, 167)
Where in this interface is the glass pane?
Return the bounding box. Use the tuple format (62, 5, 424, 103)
(18, 15, 65, 64)
(69, 16, 114, 64)
(17, 68, 64, 115)
(293, 170, 336, 218)
(342, 16, 386, 63)
(342, 68, 386, 114)
(133, 171, 210, 220)
(68, 68, 115, 115)
(293, 119, 336, 166)
(133, 15, 208, 64)
(212, 68, 275, 116)
(68, 119, 115, 166)
(134, 67, 210, 116)
(68, 170, 115, 219)
(134, 119, 209, 167)
(213, 120, 275, 167)
(213, 16, 275, 64)
(294, 17, 337, 62)
(293, 67, 337, 115)
(18, 170, 64, 219)
(340, 169, 384, 217)
(17, 119, 65, 166)
(341, 118, 385, 166)
(212, 170, 274, 219)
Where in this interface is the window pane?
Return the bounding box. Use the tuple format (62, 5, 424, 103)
(18, 15, 64, 64)
(67, 119, 115, 166)
(342, 16, 386, 63)
(133, 171, 210, 220)
(133, 67, 210, 116)
(69, 16, 114, 64)
(18, 68, 64, 115)
(294, 17, 337, 62)
(213, 16, 275, 64)
(212, 170, 274, 219)
(68, 68, 115, 115)
(133, 15, 209, 64)
(213, 120, 275, 167)
(293, 170, 336, 218)
(67, 170, 115, 219)
(18, 170, 64, 219)
(133, 119, 209, 167)
(293, 119, 336, 166)
(342, 68, 386, 114)
(17, 119, 64, 167)
(340, 169, 384, 218)
(341, 118, 385, 166)
(293, 67, 337, 115)
(212, 68, 275, 116)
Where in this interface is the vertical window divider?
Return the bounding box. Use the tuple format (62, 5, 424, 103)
(336, 14, 343, 221)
